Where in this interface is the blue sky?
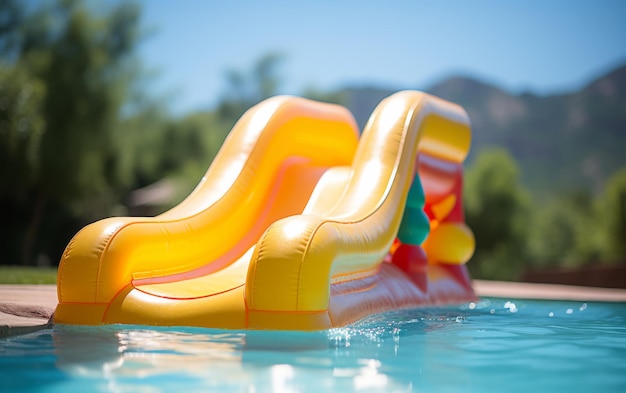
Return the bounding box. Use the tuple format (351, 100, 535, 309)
(136, 0, 626, 114)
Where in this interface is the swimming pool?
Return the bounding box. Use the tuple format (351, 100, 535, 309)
(1, 297, 625, 392)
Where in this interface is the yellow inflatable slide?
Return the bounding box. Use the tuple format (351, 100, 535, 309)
(54, 91, 475, 330)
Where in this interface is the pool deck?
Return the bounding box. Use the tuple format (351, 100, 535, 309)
(1, 281, 625, 338)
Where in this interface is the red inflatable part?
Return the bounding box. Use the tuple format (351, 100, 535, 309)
(391, 243, 428, 292)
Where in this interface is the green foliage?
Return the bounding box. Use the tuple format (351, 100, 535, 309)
(158, 111, 229, 207)
(113, 105, 168, 190)
(464, 148, 531, 280)
(217, 52, 285, 125)
(30, 0, 141, 208)
(0, 266, 57, 284)
(464, 149, 626, 278)
(598, 168, 626, 262)
(301, 87, 350, 107)
(0, 65, 46, 199)
(0, 0, 143, 264)
(527, 190, 604, 269)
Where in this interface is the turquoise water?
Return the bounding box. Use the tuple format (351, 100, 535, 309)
(1, 298, 625, 392)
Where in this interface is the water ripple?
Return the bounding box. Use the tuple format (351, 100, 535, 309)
(1, 298, 625, 392)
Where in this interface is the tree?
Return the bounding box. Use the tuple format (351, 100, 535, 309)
(464, 148, 531, 280)
(526, 190, 603, 269)
(217, 52, 285, 125)
(0, 0, 142, 265)
(0, 66, 46, 200)
(599, 167, 626, 263)
(301, 86, 350, 107)
(0, 65, 47, 266)
(156, 111, 228, 207)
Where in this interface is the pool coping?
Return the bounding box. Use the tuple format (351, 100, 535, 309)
(472, 280, 626, 303)
(0, 285, 56, 338)
(1, 281, 625, 338)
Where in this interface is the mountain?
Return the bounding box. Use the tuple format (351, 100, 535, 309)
(335, 64, 626, 199)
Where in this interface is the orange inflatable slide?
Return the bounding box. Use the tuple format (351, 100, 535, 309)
(54, 91, 476, 330)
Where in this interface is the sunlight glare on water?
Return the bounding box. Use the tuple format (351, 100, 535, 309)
(1, 298, 625, 393)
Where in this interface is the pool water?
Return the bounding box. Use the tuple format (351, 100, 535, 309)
(1, 298, 625, 392)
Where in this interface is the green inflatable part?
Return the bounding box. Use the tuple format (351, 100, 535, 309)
(397, 207, 430, 246)
(406, 176, 426, 209)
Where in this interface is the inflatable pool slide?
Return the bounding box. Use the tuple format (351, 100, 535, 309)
(54, 90, 476, 330)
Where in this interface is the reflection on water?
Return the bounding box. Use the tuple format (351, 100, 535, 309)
(1, 298, 625, 393)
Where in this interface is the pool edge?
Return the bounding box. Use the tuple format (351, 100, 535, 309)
(1, 282, 625, 338)
(473, 279, 626, 303)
